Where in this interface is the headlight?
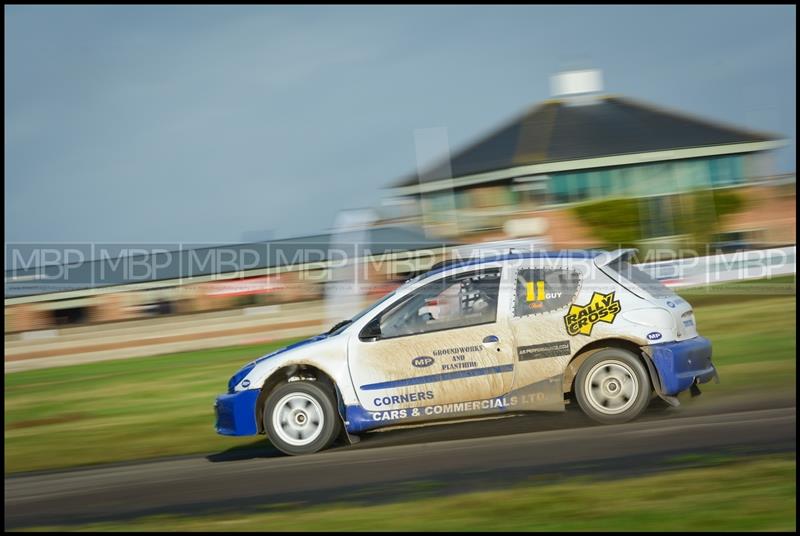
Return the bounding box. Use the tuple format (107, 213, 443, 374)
(228, 363, 255, 393)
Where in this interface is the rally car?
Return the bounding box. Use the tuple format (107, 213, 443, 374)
(214, 249, 718, 455)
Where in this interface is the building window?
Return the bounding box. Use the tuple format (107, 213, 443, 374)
(545, 154, 747, 207)
(707, 155, 745, 187)
(549, 174, 570, 205)
(574, 172, 590, 201)
(598, 170, 613, 197)
(709, 157, 724, 186)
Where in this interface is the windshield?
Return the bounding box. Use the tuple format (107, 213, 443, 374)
(326, 272, 428, 336)
(604, 258, 676, 299)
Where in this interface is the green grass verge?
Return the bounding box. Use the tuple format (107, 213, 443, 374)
(4, 278, 796, 474)
(4, 340, 304, 474)
(20, 454, 797, 531)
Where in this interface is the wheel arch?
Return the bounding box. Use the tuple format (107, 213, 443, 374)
(256, 363, 343, 434)
(563, 337, 655, 396)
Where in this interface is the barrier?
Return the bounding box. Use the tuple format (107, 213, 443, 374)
(637, 246, 796, 288)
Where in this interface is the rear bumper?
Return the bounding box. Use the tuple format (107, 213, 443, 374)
(647, 336, 717, 396)
(214, 389, 260, 436)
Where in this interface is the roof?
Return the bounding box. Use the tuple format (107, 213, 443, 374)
(422, 249, 602, 279)
(393, 95, 781, 188)
(4, 226, 454, 300)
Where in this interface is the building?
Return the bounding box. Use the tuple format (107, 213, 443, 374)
(384, 70, 793, 249)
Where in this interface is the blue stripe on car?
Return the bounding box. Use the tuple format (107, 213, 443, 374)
(359, 364, 514, 391)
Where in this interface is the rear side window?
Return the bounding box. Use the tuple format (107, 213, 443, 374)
(605, 259, 676, 298)
(513, 268, 581, 317)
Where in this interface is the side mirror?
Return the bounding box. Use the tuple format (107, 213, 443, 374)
(359, 316, 382, 341)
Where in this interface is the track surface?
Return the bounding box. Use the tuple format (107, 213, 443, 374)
(5, 394, 796, 529)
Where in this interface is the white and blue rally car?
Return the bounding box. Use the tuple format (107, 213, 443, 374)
(214, 249, 718, 455)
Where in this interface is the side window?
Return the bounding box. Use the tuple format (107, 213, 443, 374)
(379, 269, 501, 339)
(513, 268, 581, 317)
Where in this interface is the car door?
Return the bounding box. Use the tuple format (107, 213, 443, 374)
(505, 260, 586, 411)
(347, 267, 515, 419)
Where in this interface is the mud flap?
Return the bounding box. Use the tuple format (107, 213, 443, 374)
(690, 380, 702, 397)
(333, 384, 360, 445)
(640, 347, 680, 408)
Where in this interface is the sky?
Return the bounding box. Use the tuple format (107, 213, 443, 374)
(5, 5, 796, 245)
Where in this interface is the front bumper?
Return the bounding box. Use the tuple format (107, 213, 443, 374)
(214, 389, 260, 436)
(647, 336, 717, 396)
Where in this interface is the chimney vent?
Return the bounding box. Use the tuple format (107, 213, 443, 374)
(550, 69, 603, 105)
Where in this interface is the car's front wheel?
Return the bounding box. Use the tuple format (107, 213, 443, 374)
(264, 381, 341, 455)
(574, 348, 651, 424)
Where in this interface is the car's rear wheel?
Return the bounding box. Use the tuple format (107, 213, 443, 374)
(574, 348, 651, 424)
(264, 381, 341, 455)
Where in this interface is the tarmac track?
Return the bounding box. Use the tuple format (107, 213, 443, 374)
(4, 393, 796, 529)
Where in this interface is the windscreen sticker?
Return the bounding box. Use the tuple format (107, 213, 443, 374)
(564, 291, 621, 336)
(517, 340, 571, 361)
(513, 269, 581, 317)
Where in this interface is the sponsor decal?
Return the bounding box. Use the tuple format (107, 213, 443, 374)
(683, 318, 695, 328)
(442, 360, 478, 371)
(412, 356, 435, 368)
(647, 332, 662, 341)
(525, 280, 563, 310)
(347, 378, 564, 432)
(371, 396, 516, 421)
(241, 379, 250, 388)
(563, 291, 621, 336)
(373, 390, 434, 406)
(517, 340, 571, 361)
(432, 345, 482, 371)
(371, 409, 410, 421)
(432, 345, 482, 356)
(666, 297, 686, 309)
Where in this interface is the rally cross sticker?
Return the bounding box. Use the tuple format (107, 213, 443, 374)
(563, 291, 621, 336)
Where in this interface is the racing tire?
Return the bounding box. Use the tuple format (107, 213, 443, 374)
(574, 348, 651, 424)
(264, 381, 342, 456)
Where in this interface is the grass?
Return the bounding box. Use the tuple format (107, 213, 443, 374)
(4, 340, 304, 474)
(4, 276, 796, 474)
(20, 454, 797, 531)
(684, 277, 796, 396)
